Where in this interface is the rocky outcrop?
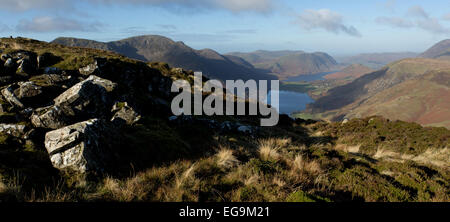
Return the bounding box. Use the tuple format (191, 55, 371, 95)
(111, 102, 141, 126)
(44, 119, 117, 174)
(37, 52, 61, 69)
(1, 81, 43, 109)
(31, 75, 117, 129)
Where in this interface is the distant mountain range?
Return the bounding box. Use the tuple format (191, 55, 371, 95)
(51, 35, 276, 82)
(336, 52, 418, 69)
(227, 50, 338, 79)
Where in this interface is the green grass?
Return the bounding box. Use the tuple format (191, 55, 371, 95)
(279, 81, 316, 93)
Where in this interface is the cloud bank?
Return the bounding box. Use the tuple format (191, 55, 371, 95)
(296, 9, 361, 37)
(16, 16, 101, 32)
(0, 0, 276, 13)
(376, 6, 449, 35)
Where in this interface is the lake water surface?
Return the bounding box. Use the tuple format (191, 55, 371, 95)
(267, 72, 335, 115)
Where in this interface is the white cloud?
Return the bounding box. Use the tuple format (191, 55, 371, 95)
(0, 0, 71, 11)
(0, 0, 276, 13)
(296, 9, 361, 37)
(416, 18, 449, 34)
(383, 0, 396, 12)
(16, 16, 101, 32)
(376, 6, 450, 35)
(376, 17, 413, 28)
(407, 5, 429, 18)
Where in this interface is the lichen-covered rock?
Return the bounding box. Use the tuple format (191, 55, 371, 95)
(3, 58, 17, 74)
(1, 81, 43, 109)
(13, 81, 43, 99)
(78, 57, 107, 76)
(1, 86, 24, 109)
(111, 102, 141, 126)
(44, 119, 117, 174)
(0, 123, 27, 138)
(31, 75, 117, 129)
(16, 58, 37, 76)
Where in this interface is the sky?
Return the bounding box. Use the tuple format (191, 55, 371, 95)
(0, 0, 449, 56)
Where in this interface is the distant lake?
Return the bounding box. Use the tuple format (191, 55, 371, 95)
(266, 90, 314, 115)
(284, 71, 336, 82)
(267, 71, 337, 115)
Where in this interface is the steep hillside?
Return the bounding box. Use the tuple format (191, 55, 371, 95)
(324, 64, 373, 80)
(420, 39, 450, 60)
(336, 52, 418, 69)
(52, 36, 276, 82)
(227, 50, 338, 79)
(304, 58, 450, 128)
(0, 37, 448, 202)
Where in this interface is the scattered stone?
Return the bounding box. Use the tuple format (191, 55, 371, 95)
(237, 125, 255, 134)
(111, 102, 141, 126)
(43, 67, 62, 74)
(44, 119, 117, 174)
(78, 57, 107, 76)
(3, 58, 17, 74)
(13, 81, 43, 99)
(0, 123, 26, 138)
(16, 58, 37, 76)
(1, 86, 24, 109)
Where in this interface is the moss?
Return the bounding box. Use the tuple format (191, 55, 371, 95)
(286, 191, 331, 202)
(249, 159, 278, 175)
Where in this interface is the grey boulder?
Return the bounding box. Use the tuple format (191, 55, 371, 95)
(44, 119, 117, 174)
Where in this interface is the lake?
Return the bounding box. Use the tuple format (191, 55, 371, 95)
(267, 72, 336, 115)
(266, 90, 314, 115)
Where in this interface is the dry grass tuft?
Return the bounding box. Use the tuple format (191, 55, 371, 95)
(258, 138, 290, 161)
(216, 148, 240, 168)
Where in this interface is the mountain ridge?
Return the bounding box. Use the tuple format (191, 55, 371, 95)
(227, 50, 338, 79)
(52, 35, 277, 82)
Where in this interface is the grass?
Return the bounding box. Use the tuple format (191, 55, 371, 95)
(279, 81, 316, 93)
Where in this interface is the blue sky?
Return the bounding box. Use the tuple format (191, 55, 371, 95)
(0, 0, 449, 56)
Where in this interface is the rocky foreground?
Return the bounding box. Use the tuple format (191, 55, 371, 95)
(0, 37, 448, 202)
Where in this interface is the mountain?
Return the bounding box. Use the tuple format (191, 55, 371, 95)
(51, 35, 277, 82)
(227, 50, 305, 64)
(305, 58, 450, 128)
(0, 37, 448, 202)
(227, 50, 338, 79)
(420, 39, 450, 59)
(324, 64, 373, 80)
(336, 52, 418, 69)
